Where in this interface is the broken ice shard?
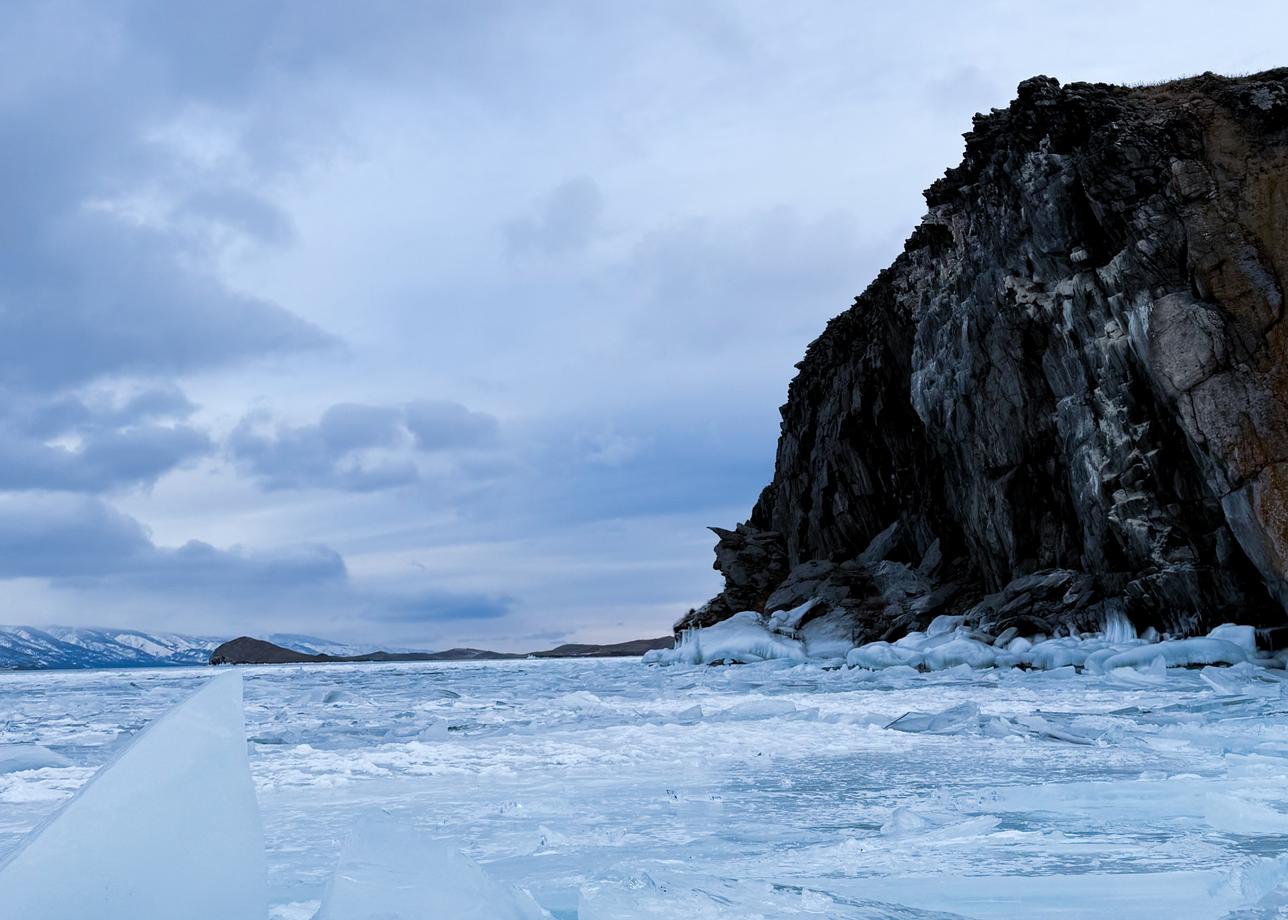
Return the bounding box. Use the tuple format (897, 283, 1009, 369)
(0, 672, 266, 920)
(317, 816, 549, 919)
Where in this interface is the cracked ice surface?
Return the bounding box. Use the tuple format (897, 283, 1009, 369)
(7, 660, 1288, 917)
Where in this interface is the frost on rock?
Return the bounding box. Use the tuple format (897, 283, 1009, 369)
(921, 637, 997, 670)
(646, 611, 807, 665)
(316, 817, 549, 920)
(1102, 609, 1137, 644)
(765, 598, 821, 632)
(926, 615, 964, 637)
(0, 672, 266, 920)
(656, 593, 1275, 685)
(847, 642, 922, 670)
(798, 607, 860, 659)
(1099, 638, 1249, 671)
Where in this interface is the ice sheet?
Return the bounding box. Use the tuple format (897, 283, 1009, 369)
(4, 656, 1288, 917)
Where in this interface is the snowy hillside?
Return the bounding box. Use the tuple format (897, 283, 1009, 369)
(0, 627, 374, 670)
(0, 626, 220, 669)
(260, 634, 387, 658)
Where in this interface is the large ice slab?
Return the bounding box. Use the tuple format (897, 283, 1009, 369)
(0, 672, 266, 919)
(316, 817, 549, 919)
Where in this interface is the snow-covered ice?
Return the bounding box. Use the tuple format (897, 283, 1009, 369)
(7, 638, 1288, 917)
(652, 612, 1272, 676)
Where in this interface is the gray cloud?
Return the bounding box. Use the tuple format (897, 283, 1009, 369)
(317, 403, 405, 452)
(0, 493, 516, 637)
(0, 494, 344, 592)
(0, 424, 211, 493)
(622, 207, 882, 355)
(227, 408, 418, 493)
(0, 386, 212, 492)
(228, 400, 500, 491)
(0, 210, 332, 391)
(374, 589, 513, 623)
(404, 400, 500, 452)
(0, 0, 333, 393)
(111, 385, 199, 426)
(174, 187, 296, 246)
(505, 177, 604, 256)
(8, 384, 195, 439)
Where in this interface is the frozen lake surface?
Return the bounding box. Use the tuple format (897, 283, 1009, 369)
(5, 657, 1288, 918)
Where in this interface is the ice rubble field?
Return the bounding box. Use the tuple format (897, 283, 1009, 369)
(9, 626, 1288, 917)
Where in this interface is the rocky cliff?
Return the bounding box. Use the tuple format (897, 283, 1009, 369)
(681, 70, 1288, 644)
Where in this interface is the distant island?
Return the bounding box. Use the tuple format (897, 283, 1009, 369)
(0, 626, 674, 670)
(209, 635, 674, 665)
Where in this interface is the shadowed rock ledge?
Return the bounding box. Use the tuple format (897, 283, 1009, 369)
(682, 69, 1288, 643)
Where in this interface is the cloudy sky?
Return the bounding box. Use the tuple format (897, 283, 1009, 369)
(1, 1, 1282, 649)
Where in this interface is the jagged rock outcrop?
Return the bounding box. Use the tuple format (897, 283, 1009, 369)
(681, 70, 1288, 642)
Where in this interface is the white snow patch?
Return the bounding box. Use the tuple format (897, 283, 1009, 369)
(922, 637, 997, 670)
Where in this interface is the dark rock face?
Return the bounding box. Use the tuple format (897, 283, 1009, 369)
(680, 525, 789, 629)
(681, 70, 1288, 641)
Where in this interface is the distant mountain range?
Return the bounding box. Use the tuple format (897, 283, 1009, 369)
(0, 626, 673, 670)
(0, 626, 215, 669)
(209, 635, 674, 665)
(0, 626, 385, 670)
